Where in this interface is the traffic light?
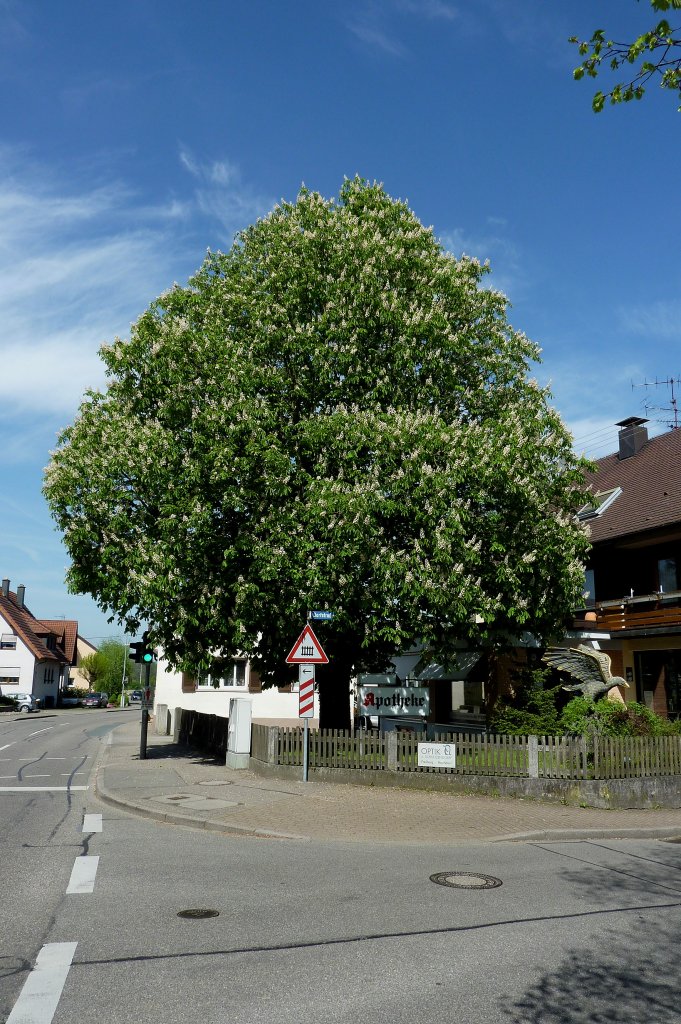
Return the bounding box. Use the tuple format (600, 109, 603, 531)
(129, 639, 144, 664)
(141, 631, 156, 664)
(129, 631, 157, 664)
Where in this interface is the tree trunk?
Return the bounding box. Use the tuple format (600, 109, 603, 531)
(317, 654, 353, 732)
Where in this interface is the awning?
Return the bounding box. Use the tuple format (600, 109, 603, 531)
(389, 654, 422, 682)
(418, 651, 481, 681)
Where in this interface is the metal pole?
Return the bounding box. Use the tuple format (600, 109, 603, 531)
(303, 718, 309, 783)
(120, 643, 127, 708)
(139, 661, 151, 760)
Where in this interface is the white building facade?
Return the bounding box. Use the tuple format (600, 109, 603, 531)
(154, 654, 319, 726)
(0, 580, 69, 707)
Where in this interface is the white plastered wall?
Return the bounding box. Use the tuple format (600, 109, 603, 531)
(154, 655, 319, 725)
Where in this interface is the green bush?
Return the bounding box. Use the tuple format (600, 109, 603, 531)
(491, 660, 681, 737)
(490, 665, 566, 735)
(560, 697, 681, 737)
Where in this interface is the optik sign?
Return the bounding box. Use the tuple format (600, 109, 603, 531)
(358, 686, 430, 718)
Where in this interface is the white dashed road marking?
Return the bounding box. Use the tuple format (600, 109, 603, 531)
(0, 786, 89, 792)
(82, 813, 102, 832)
(6, 941, 77, 1024)
(66, 856, 99, 894)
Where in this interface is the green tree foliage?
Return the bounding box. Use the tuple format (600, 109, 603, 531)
(44, 179, 590, 729)
(95, 639, 129, 696)
(78, 653, 102, 690)
(489, 664, 566, 735)
(571, 0, 681, 112)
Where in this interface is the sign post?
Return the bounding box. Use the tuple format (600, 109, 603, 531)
(298, 665, 315, 782)
(129, 632, 156, 761)
(286, 624, 328, 782)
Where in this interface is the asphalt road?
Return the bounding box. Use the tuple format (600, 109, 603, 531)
(3, 711, 681, 1024)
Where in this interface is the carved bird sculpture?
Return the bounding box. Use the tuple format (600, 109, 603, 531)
(541, 645, 630, 701)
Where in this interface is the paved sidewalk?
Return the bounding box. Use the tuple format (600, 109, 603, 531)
(95, 718, 681, 845)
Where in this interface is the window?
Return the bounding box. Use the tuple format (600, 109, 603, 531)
(584, 568, 595, 607)
(577, 487, 622, 521)
(658, 558, 678, 594)
(0, 633, 17, 649)
(44, 667, 55, 684)
(197, 659, 248, 689)
(0, 668, 20, 683)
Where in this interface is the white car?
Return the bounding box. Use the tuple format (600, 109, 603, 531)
(12, 693, 41, 713)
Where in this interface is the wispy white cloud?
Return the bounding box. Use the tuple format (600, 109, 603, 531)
(346, 18, 406, 55)
(0, 146, 273, 433)
(178, 147, 273, 234)
(539, 357, 653, 455)
(345, 0, 462, 57)
(395, 0, 459, 21)
(0, 0, 31, 45)
(440, 218, 526, 299)
(474, 0, 574, 69)
(617, 299, 681, 341)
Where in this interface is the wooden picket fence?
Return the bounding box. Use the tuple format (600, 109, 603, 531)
(250, 724, 681, 781)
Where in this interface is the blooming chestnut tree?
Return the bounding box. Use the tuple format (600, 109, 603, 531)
(44, 179, 590, 730)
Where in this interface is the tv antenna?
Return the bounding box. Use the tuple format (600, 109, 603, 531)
(632, 376, 681, 430)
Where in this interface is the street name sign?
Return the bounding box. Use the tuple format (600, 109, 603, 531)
(286, 624, 329, 664)
(298, 665, 315, 718)
(418, 742, 456, 769)
(308, 610, 333, 621)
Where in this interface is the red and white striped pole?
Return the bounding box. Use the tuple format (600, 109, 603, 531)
(299, 665, 315, 782)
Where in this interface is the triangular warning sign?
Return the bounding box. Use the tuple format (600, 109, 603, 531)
(285, 624, 329, 664)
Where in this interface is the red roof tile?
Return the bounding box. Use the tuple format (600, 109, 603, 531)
(38, 619, 79, 664)
(0, 592, 69, 664)
(586, 429, 681, 543)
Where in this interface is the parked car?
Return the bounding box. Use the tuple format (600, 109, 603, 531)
(129, 690, 143, 703)
(11, 693, 41, 713)
(82, 692, 109, 708)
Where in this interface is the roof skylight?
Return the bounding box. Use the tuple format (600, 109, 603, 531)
(577, 486, 622, 521)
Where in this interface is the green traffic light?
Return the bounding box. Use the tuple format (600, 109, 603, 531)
(142, 652, 153, 663)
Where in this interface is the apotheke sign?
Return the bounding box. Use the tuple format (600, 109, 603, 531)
(358, 686, 429, 717)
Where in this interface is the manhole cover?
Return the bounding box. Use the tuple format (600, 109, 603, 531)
(430, 871, 502, 890)
(199, 780, 234, 786)
(177, 909, 220, 919)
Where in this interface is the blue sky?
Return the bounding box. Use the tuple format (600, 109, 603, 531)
(1, 0, 679, 643)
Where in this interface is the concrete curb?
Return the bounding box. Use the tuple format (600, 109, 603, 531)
(492, 827, 681, 843)
(94, 764, 307, 841)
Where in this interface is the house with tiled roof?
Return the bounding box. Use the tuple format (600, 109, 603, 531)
(0, 579, 73, 707)
(575, 417, 681, 719)
(37, 619, 97, 690)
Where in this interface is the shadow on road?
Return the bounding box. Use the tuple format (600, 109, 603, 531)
(501, 842, 681, 1022)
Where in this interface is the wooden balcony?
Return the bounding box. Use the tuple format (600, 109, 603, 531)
(575, 592, 681, 632)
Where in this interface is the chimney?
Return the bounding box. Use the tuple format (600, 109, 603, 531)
(616, 417, 649, 460)
(16, 584, 25, 609)
(1, 579, 8, 598)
